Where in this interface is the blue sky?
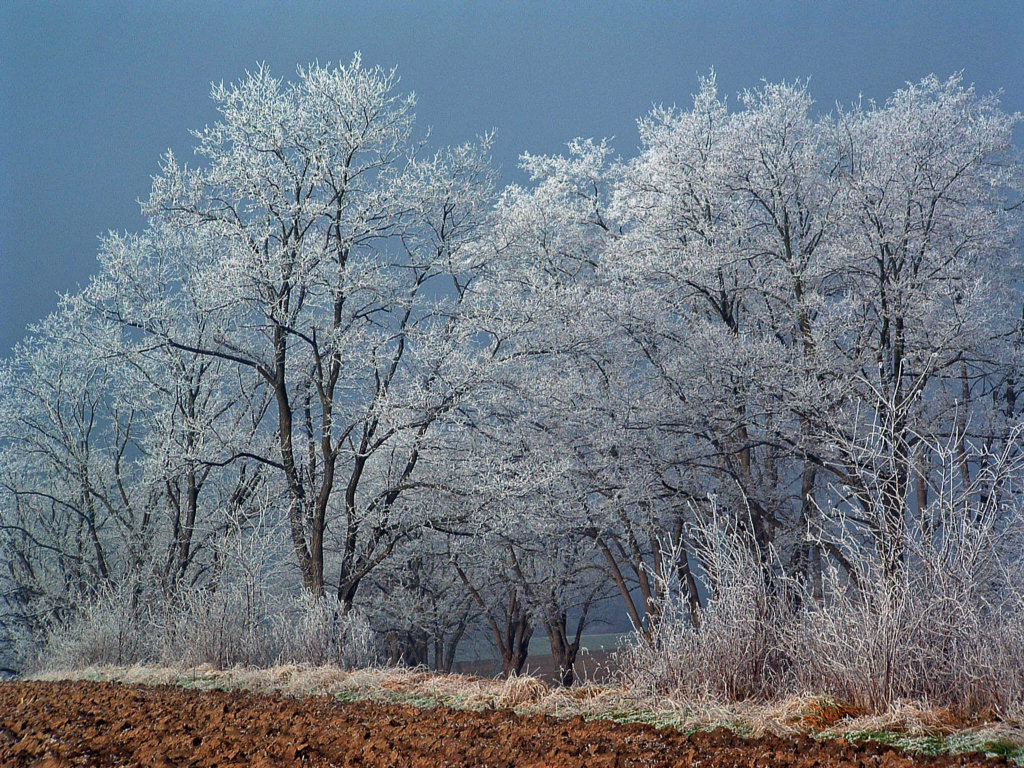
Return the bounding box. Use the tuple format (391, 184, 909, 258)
(2, 1, 1022, 352)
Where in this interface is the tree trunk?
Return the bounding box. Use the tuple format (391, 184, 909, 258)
(543, 608, 586, 687)
(498, 592, 533, 677)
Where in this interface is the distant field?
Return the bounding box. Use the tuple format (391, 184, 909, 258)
(449, 632, 628, 682)
(454, 632, 628, 661)
(527, 632, 628, 657)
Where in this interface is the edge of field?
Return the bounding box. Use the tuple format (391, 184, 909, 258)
(28, 664, 1024, 764)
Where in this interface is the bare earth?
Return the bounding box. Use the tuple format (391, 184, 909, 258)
(0, 680, 1009, 767)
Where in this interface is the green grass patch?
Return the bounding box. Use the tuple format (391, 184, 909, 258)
(831, 729, 1024, 764)
(979, 736, 1022, 758)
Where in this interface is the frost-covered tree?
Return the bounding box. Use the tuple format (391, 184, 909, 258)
(479, 72, 1022, 630)
(0, 296, 262, 666)
(816, 75, 1022, 583)
(88, 58, 497, 604)
(3, 65, 1022, 692)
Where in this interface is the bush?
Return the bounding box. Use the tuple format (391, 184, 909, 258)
(616, 488, 1024, 718)
(36, 577, 154, 670)
(273, 595, 378, 669)
(34, 583, 380, 673)
(615, 507, 786, 701)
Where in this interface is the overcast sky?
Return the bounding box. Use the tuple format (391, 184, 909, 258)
(2, 1, 1022, 353)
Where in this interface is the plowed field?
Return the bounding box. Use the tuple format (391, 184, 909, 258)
(0, 680, 1008, 767)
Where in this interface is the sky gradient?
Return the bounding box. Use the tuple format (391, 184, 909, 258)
(2, 1, 1022, 352)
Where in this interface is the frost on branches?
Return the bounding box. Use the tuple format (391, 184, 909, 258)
(2, 64, 1023, 710)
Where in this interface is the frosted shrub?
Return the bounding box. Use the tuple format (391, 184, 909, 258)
(37, 578, 153, 671)
(37, 584, 383, 672)
(274, 596, 378, 669)
(787, 497, 1024, 715)
(32, 512, 384, 672)
(617, 463, 1024, 716)
(616, 506, 787, 701)
(152, 583, 274, 668)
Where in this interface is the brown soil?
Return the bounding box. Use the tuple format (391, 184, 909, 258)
(0, 680, 1007, 768)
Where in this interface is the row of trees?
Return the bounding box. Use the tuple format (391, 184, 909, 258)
(2, 60, 1023, 698)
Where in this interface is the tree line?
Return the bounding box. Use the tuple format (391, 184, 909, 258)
(2, 60, 1022, 701)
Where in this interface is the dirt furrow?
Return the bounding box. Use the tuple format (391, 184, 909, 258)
(0, 680, 1009, 767)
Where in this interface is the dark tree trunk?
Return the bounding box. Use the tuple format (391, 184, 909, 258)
(543, 610, 582, 687)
